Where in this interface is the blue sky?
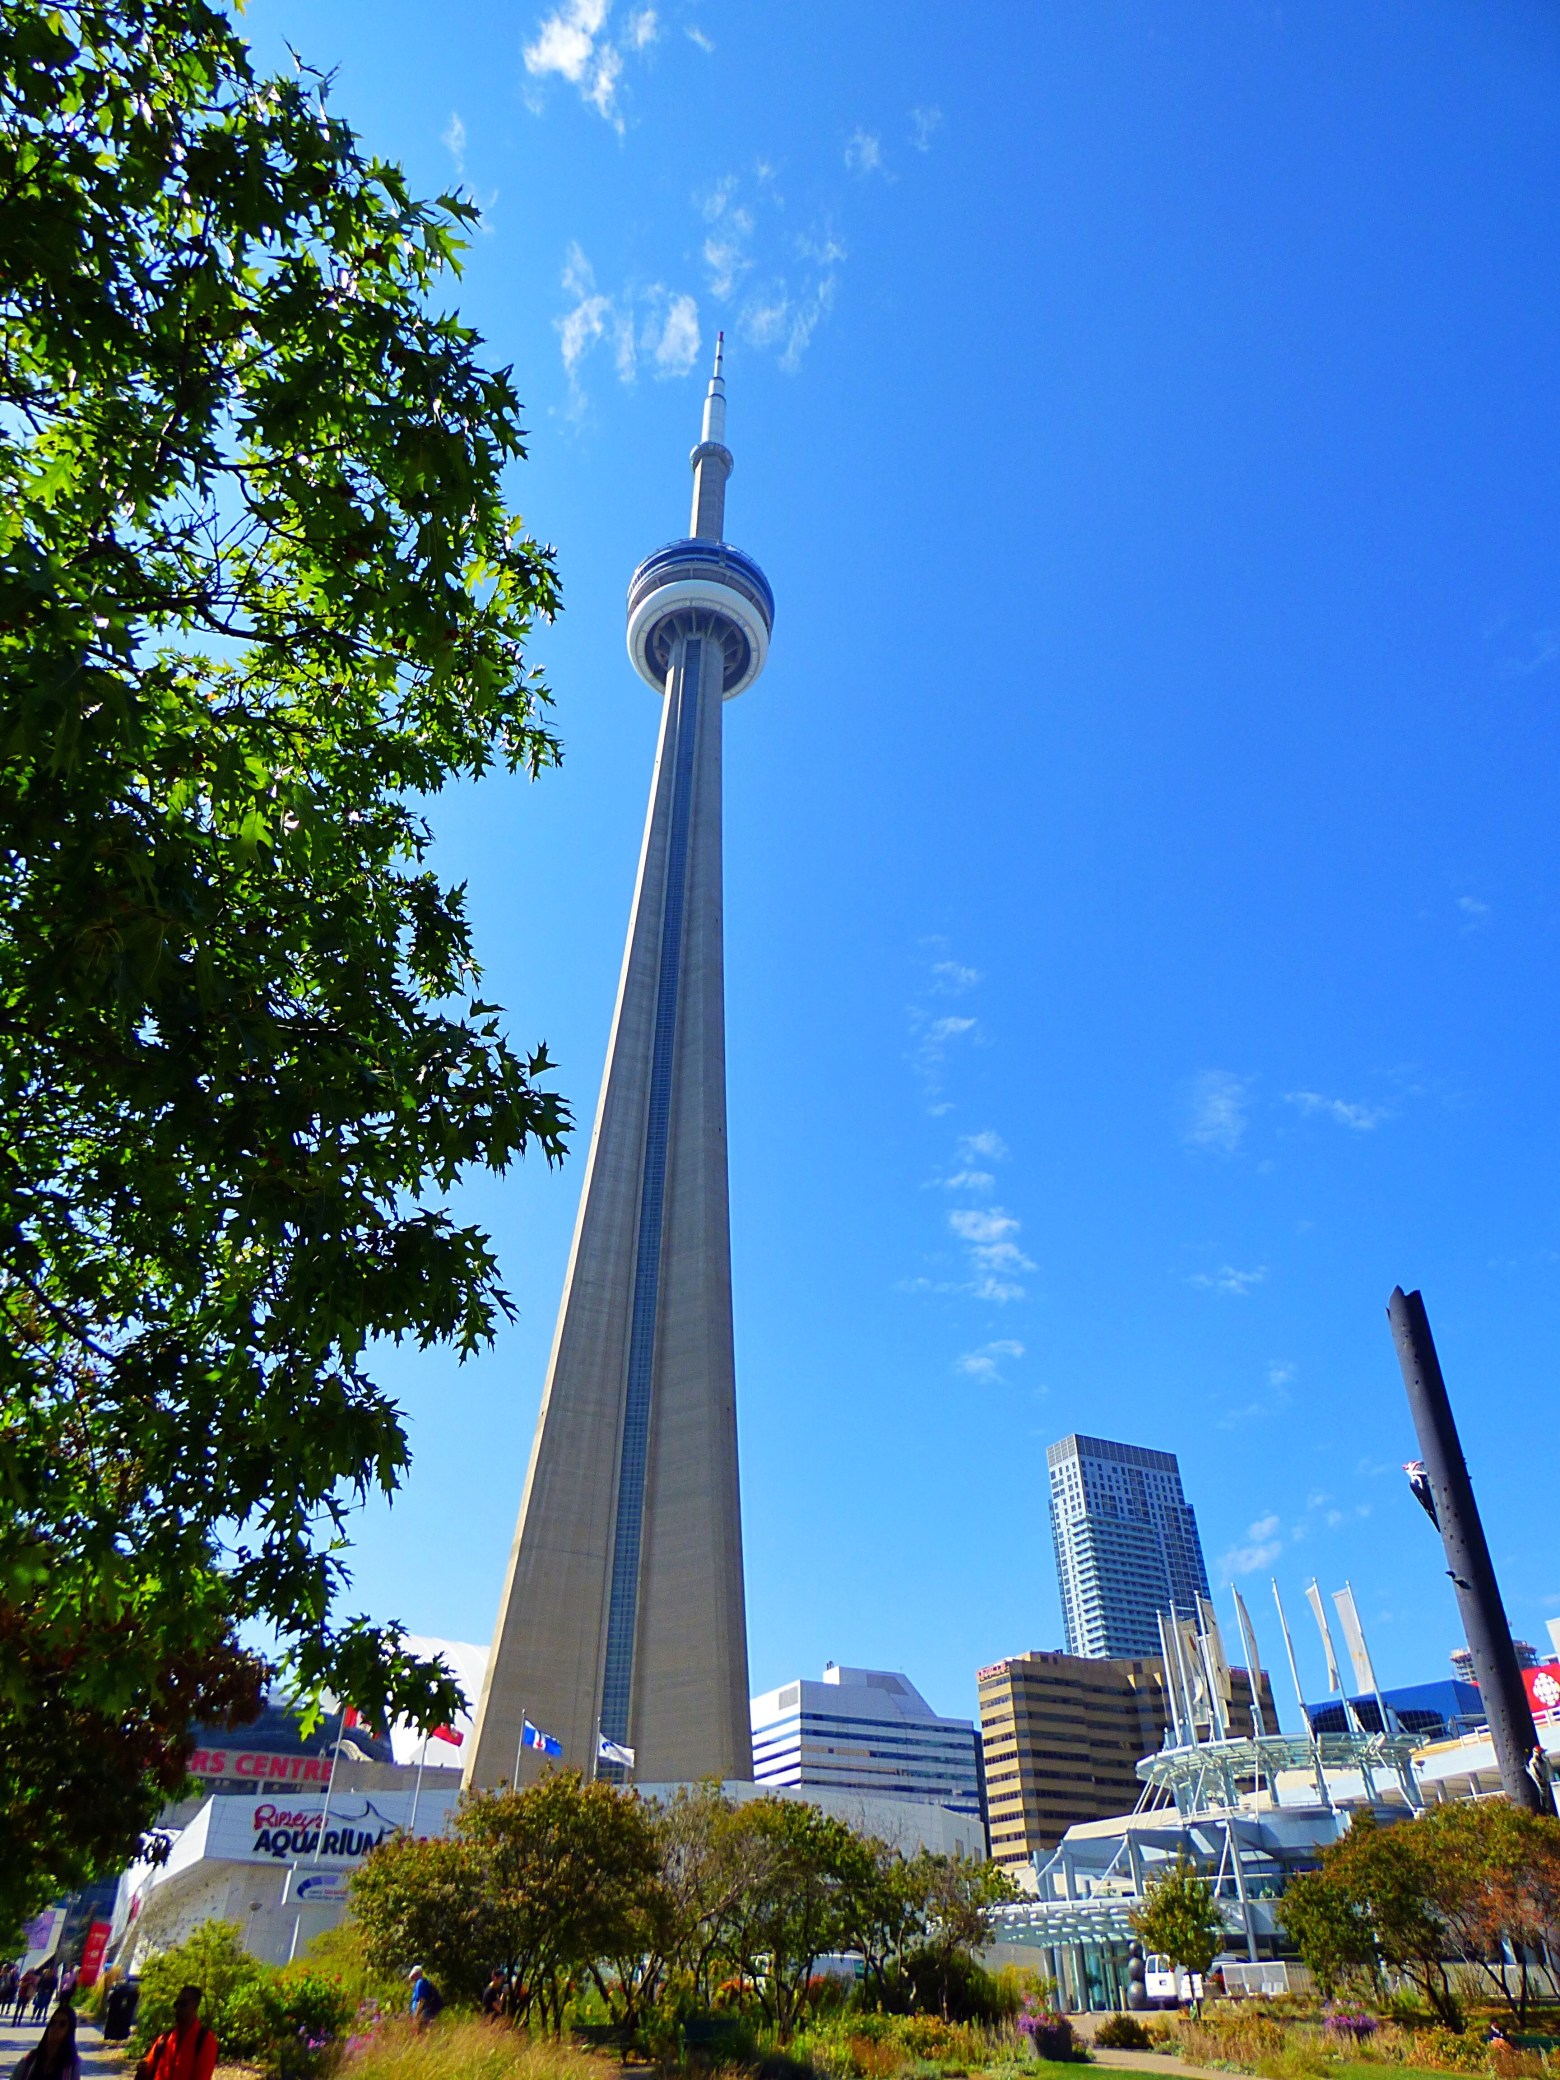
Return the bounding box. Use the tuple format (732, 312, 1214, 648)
(243, 0, 1560, 1722)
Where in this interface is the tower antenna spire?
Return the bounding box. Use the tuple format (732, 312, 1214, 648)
(689, 331, 733, 540)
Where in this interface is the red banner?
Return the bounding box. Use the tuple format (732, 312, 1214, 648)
(1523, 1663, 1560, 1718)
(78, 1923, 110, 1989)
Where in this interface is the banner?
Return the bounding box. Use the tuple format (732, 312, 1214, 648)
(1524, 1664, 1560, 1719)
(1304, 1581, 1343, 1693)
(78, 1923, 111, 1989)
(1332, 1584, 1380, 1696)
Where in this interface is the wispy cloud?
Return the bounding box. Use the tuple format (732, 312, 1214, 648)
(1221, 1514, 1285, 1579)
(845, 127, 884, 176)
(555, 244, 700, 411)
(1286, 1090, 1387, 1131)
(948, 1206, 1034, 1304)
(442, 112, 467, 179)
(1216, 1361, 1294, 1431)
(956, 1339, 1024, 1382)
(909, 105, 943, 151)
(701, 172, 846, 371)
(685, 23, 714, 51)
(625, 7, 657, 47)
(1190, 1264, 1268, 1296)
(1497, 629, 1560, 679)
(1184, 1070, 1251, 1156)
(932, 960, 980, 994)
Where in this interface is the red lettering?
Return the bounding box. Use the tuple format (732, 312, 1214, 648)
(236, 1753, 258, 1777)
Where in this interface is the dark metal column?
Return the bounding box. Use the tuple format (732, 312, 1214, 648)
(1387, 1286, 1553, 1814)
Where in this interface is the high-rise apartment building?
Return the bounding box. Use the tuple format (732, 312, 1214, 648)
(1047, 1434, 1210, 1660)
(750, 1665, 985, 1826)
(978, 1649, 1276, 1872)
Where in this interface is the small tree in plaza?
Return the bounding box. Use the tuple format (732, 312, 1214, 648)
(1130, 1860, 1226, 2011)
(351, 1774, 659, 2030)
(1278, 1868, 1380, 2005)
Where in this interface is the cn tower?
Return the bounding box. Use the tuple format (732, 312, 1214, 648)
(466, 337, 770, 1788)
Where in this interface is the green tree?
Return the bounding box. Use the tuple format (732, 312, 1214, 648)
(0, 0, 565, 1940)
(351, 1776, 658, 2030)
(719, 1798, 878, 2041)
(1311, 1812, 1466, 2030)
(1278, 1868, 1380, 2004)
(902, 1850, 1018, 2019)
(1130, 1861, 1226, 2011)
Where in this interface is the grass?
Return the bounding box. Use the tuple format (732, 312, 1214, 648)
(347, 2020, 607, 2080)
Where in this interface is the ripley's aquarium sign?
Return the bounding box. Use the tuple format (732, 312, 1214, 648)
(201, 1793, 451, 1868)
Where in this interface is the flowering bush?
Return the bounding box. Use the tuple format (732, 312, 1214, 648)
(1095, 2015, 1154, 2051)
(1324, 2012, 1380, 2047)
(1014, 1998, 1076, 2063)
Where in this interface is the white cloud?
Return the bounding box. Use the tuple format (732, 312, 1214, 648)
(525, 0, 608, 83)
(442, 112, 467, 178)
(958, 1129, 1007, 1162)
(522, 0, 647, 130)
(845, 128, 884, 175)
(685, 23, 715, 51)
(1286, 1090, 1387, 1131)
(1248, 1513, 1281, 1541)
(943, 1170, 994, 1193)
(932, 960, 981, 994)
(956, 1339, 1024, 1382)
(649, 292, 700, 375)
(909, 105, 943, 151)
(949, 1206, 1035, 1302)
(1185, 1070, 1250, 1155)
(1221, 1536, 1284, 1579)
(1190, 1264, 1268, 1296)
(1268, 1360, 1295, 1389)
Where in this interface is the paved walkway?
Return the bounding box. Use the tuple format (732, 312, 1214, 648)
(0, 2016, 126, 2080)
(1088, 2048, 1233, 2080)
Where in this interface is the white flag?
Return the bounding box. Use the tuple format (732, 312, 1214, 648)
(1333, 1583, 1379, 1696)
(1305, 1580, 1343, 1693)
(597, 1734, 636, 1769)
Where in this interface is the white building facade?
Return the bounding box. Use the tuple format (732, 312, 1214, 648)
(750, 1665, 985, 1834)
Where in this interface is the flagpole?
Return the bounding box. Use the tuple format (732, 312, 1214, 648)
(313, 1701, 347, 1864)
(513, 1705, 526, 1790)
(1273, 1579, 1331, 1813)
(409, 1735, 428, 1837)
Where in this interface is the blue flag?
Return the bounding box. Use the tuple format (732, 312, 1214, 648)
(522, 1719, 562, 1758)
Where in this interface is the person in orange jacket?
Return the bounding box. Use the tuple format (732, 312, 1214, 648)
(138, 1987, 218, 2080)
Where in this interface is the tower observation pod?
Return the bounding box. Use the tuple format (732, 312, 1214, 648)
(464, 337, 771, 1792)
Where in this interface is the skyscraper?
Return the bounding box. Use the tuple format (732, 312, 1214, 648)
(464, 339, 770, 1790)
(1046, 1433, 1210, 1660)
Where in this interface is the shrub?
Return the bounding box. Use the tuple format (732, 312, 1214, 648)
(1324, 2012, 1380, 2048)
(1180, 2011, 1286, 2070)
(1015, 2006, 1077, 2063)
(1095, 2015, 1153, 2051)
(134, 1920, 267, 2053)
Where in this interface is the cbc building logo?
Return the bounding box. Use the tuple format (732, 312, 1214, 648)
(1531, 1671, 1560, 1712)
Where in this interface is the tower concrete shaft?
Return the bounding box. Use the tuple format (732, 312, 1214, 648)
(466, 341, 770, 1792)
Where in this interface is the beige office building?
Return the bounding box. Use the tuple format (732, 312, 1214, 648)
(978, 1649, 1277, 1872)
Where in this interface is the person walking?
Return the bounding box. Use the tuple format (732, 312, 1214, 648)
(0, 1968, 16, 2019)
(28, 1969, 53, 2027)
(11, 2004, 81, 2080)
(13, 1972, 36, 2026)
(137, 1987, 218, 2080)
(54, 1968, 76, 2008)
(407, 1966, 443, 2029)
